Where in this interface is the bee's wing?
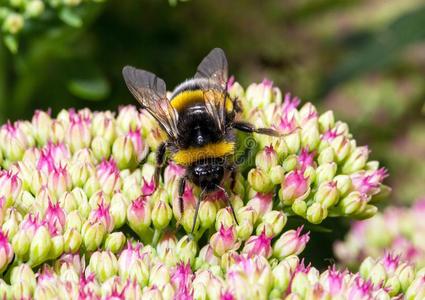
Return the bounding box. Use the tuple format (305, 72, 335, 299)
(122, 66, 179, 140)
(195, 48, 229, 134)
(195, 48, 228, 90)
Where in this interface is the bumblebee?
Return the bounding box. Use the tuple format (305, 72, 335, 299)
(123, 48, 281, 233)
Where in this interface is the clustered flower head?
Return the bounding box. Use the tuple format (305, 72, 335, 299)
(0, 80, 391, 298)
(335, 197, 425, 270)
(229, 79, 389, 225)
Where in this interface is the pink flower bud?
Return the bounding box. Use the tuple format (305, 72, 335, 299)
(127, 196, 151, 234)
(164, 161, 185, 185)
(172, 184, 196, 221)
(246, 192, 273, 218)
(351, 167, 388, 196)
(243, 230, 272, 258)
(210, 225, 238, 256)
(0, 170, 22, 207)
(47, 164, 72, 197)
(126, 128, 148, 162)
(0, 121, 30, 161)
(170, 262, 193, 293)
(273, 226, 310, 259)
(32, 110, 52, 146)
(67, 113, 92, 153)
(255, 145, 278, 171)
(44, 141, 71, 166)
(116, 105, 143, 132)
(279, 170, 310, 205)
(0, 230, 13, 273)
(91, 113, 116, 144)
(97, 159, 122, 195)
(297, 147, 316, 172)
(89, 200, 114, 232)
(44, 200, 66, 235)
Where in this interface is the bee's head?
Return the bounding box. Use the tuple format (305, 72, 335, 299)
(188, 159, 225, 192)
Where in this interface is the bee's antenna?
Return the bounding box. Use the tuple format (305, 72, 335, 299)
(215, 185, 239, 226)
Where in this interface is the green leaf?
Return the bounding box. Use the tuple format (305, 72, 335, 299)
(59, 8, 83, 28)
(67, 77, 110, 101)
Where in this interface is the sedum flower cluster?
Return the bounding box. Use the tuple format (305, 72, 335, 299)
(335, 197, 425, 270)
(228, 79, 389, 224)
(2, 241, 425, 299)
(0, 80, 391, 298)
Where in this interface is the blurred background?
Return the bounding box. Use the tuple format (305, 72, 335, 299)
(1, 0, 425, 266)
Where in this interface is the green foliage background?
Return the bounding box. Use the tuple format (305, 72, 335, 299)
(1, 0, 425, 267)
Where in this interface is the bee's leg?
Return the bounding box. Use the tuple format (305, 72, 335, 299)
(191, 193, 202, 234)
(229, 165, 237, 191)
(233, 121, 281, 137)
(216, 184, 239, 226)
(191, 187, 206, 234)
(153, 142, 168, 189)
(178, 176, 186, 218)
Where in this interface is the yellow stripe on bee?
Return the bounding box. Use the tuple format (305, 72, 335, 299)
(173, 141, 235, 166)
(170, 90, 204, 111)
(170, 89, 234, 113)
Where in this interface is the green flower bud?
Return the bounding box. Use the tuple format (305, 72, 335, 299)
(317, 147, 335, 165)
(152, 200, 172, 230)
(12, 230, 30, 261)
(65, 210, 83, 232)
(215, 207, 236, 231)
(257, 210, 287, 237)
(112, 136, 137, 169)
(368, 262, 387, 286)
(91, 136, 111, 162)
(301, 122, 320, 150)
(84, 176, 100, 200)
(29, 225, 52, 267)
(2, 208, 21, 239)
(318, 111, 335, 132)
(248, 168, 274, 193)
(272, 261, 292, 292)
(284, 131, 301, 154)
(110, 193, 128, 229)
(10, 263, 36, 291)
(282, 154, 298, 173)
(315, 162, 337, 186)
(49, 234, 64, 260)
(385, 276, 401, 297)
(69, 162, 95, 188)
(81, 221, 106, 252)
(92, 251, 118, 282)
(292, 199, 307, 217)
(314, 181, 339, 208)
(354, 204, 378, 219)
(396, 263, 415, 292)
(176, 235, 198, 264)
(63, 228, 82, 253)
(333, 175, 352, 197)
(306, 203, 328, 224)
(338, 191, 367, 216)
(72, 187, 90, 219)
(199, 200, 217, 229)
(405, 276, 425, 300)
(149, 262, 170, 289)
(0, 279, 10, 299)
(342, 146, 369, 174)
(103, 232, 126, 253)
(269, 165, 285, 185)
(359, 256, 375, 279)
(291, 271, 310, 298)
